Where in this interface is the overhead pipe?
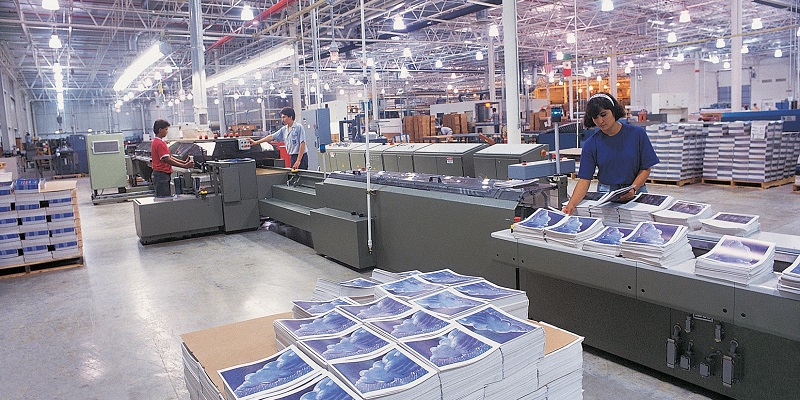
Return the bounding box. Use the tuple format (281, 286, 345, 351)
(206, 0, 299, 52)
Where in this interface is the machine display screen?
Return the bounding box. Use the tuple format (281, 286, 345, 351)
(91, 140, 120, 154)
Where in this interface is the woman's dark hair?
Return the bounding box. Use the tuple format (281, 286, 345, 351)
(583, 92, 626, 128)
(280, 107, 295, 120)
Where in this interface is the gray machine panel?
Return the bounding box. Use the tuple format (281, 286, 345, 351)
(381, 143, 431, 172)
(350, 143, 387, 171)
(209, 159, 259, 232)
(516, 237, 637, 297)
(637, 265, 735, 322)
(133, 195, 223, 243)
(474, 144, 549, 180)
(412, 143, 487, 177)
(734, 285, 800, 341)
(325, 143, 364, 171)
(310, 207, 376, 269)
(367, 143, 391, 171)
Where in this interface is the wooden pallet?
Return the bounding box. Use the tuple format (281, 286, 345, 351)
(702, 176, 795, 189)
(647, 177, 701, 187)
(53, 173, 85, 179)
(793, 184, 800, 192)
(0, 255, 84, 279)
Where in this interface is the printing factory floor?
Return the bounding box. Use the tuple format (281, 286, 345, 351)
(1, 175, 798, 399)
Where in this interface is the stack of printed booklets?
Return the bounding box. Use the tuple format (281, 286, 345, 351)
(566, 191, 604, 217)
(512, 208, 568, 241)
(292, 297, 358, 318)
(581, 226, 635, 257)
(371, 269, 422, 284)
(699, 212, 761, 236)
(414, 269, 529, 319)
(615, 193, 675, 224)
(778, 257, 800, 295)
(373, 275, 446, 300)
(619, 222, 695, 267)
(694, 235, 776, 285)
(313, 277, 382, 302)
(542, 216, 605, 249)
(534, 322, 584, 400)
(652, 200, 714, 230)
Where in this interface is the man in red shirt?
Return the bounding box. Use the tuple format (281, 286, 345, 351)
(151, 119, 193, 197)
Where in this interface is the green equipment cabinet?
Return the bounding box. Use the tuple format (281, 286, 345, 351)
(86, 133, 127, 193)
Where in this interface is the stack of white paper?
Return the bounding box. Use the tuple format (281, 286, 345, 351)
(367, 307, 453, 341)
(565, 192, 605, 217)
(652, 200, 714, 230)
(619, 222, 695, 268)
(615, 193, 675, 224)
(274, 310, 362, 349)
(411, 288, 488, 319)
(374, 276, 445, 300)
(535, 322, 584, 399)
(699, 212, 761, 236)
(269, 371, 363, 400)
(778, 257, 800, 295)
(694, 235, 776, 285)
(336, 295, 414, 322)
(218, 345, 325, 400)
(457, 306, 545, 384)
(416, 268, 482, 286)
(371, 268, 421, 284)
(313, 277, 382, 303)
(297, 325, 393, 368)
(512, 208, 568, 241)
(451, 279, 529, 319)
(581, 226, 635, 257)
(292, 297, 358, 319)
(542, 216, 605, 249)
(401, 326, 502, 400)
(328, 345, 441, 400)
(591, 202, 623, 224)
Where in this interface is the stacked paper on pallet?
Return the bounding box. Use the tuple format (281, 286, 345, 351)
(452, 279, 529, 319)
(274, 310, 361, 350)
(218, 345, 325, 400)
(313, 277, 382, 302)
(291, 297, 359, 319)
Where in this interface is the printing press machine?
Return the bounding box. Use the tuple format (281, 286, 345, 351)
(490, 227, 800, 399)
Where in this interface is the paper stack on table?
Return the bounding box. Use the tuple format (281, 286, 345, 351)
(313, 277, 382, 303)
(297, 324, 394, 368)
(619, 222, 694, 268)
(543, 215, 605, 249)
(512, 208, 568, 241)
(292, 297, 358, 318)
(367, 307, 453, 341)
(274, 310, 362, 350)
(694, 235, 776, 285)
(451, 279, 529, 319)
(581, 226, 635, 257)
(410, 288, 488, 320)
(337, 295, 415, 322)
(374, 276, 445, 300)
(652, 200, 714, 230)
(778, 257, 800, 295)
(615, 193, 675, 224)
(699, 212, 760, 236)
(218, 345, 325, 400)
(416, 268, 482, 286)
(371, 268, 422, 284)
(566, 191, 605, 217)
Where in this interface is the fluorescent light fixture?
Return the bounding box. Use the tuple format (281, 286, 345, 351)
(566, 32, 576, 44)
(402, 47, 412, 58)
(329, 42, 339, 62)
(601, 0, 614, 12)
(435, 59, 443, 68)
(679, 10, 690, 23)
(676, 52, 685, 62)
(42, 0, 59, 11)
(206, 45, 294, 87)
(241, 4, 254, 21)
(488, 24, 499, 37)
(475, 51, 484, 61)
(393, 15, 406, 30)
(716, 38, 725, 48)
(741, 45, 749, 54)
(49, 34, 62, 49)
(751, 18, 762, 30)
(667, 32, 677, 43)
(774, 48, 782, 57)
(113, 42, 170, 91)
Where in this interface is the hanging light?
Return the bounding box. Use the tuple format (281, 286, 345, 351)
(154, 71, 163, 81)
(667, 32, 677, 43)
(256, 97, 262, 104)
(627, 60, 634, 68)
(257, 86, 264, 94)
(310, 86, 316, 93)
(339, 88, 345, 95)
(556, 51, 564, 60)
(447, 84, 453, 90)
(710, 54, 720, 64)
(751, 18, 762, 30)
(393, 15, 406, 30)
(49, 34, 62, 49)
(233, 93, 240, 100)
(596, 75, 602, 82)
(280, 91, 287, 99)
(241, 4, 254, 21)
(723, 61, 731, 69)
(774, 48, 783, 58)
(164, 65, 173, 74)
(488, 24, 499, 38)
(349, 77, 356, 85)
(269, 83, 275, 90)
(402, 47, 412, 58)
(453, 88, 459, 94)
(676, 52, 685, 62)
(366, 58, 375, 67)
(311, 72, 319, 80)
(656, 68, 663, 75)
(323, 83, 330, 90)
(244, 89, 251, 96)
(52, 62, 62, 73)
(400, 65, 409, 79)
(174, 98, 180, 104)
(380, 88, 385, 94)
(548, 75, 555, 83)
(187, 93, 193, 100)
(42, 0, 59, 11)
(475, 51, 484, 61)
(587, 65, 595, 74)
(374, 72, 381, 80)
(741, 45, 749, 54)
(451, 72, 457, 79)
(214, 98, 219, 105)
(167, 100, 174, 106)
(583, 69, 591, 78)
(435, 59, 443, 68)
(137, 83, 145, 91)
(237, 77, 245, 85)
(329, 42, 339, 62)
(679, 10, 691, 23)
(254, 71, 262, 80)
(144, 78, 153, 87)
(716, 38, 725, 48)
(336, 64, 344, 74)
(624, 66, 631, 74)
(663, 61, 671, 70)
(566, 32, 576, 44)
(601, 0, 614, 12)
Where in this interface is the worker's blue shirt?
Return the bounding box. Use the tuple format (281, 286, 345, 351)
(272, 122, 307, 155)
(577, 122, 659, 187)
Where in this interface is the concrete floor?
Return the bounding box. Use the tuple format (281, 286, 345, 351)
(0, 175, 797, 399)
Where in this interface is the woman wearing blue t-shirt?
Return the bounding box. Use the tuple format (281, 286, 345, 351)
(562, 92, 660, 215)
